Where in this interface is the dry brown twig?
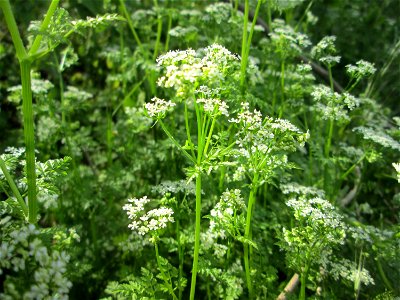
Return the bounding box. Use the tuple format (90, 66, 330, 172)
(277, 273, 300, 300)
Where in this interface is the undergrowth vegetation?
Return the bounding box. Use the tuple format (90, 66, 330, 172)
(0, 0, 399, 299)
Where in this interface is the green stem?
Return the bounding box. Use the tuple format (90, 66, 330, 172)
(119, 0, 142, 46)
(266, 0, 272, 31)
(203, 116, 216, 156)
(153, 0, 163, 60)
(244, 172, 259, 299)
(21, 60, 38, 224)
(340, 155, 365, 181)
(376, 258, 394, 291)
(328, 65, 334, 91)
(279, 60, 285, 118)
(0, 157, 29, 218)
(189, 173, 202, 300)
(28, 0, 60, 56)
(184, 103, 196, 159)
(324, 119, 334, 158)
(245, 0, 262, 60)
(240, 0, 262, 93)
(299, 263, 309, 300)
(239, 0, 249, 92)
(159, 119, 196, 164)
(165, 11, 172, 52)
(155, 242, 178, 300)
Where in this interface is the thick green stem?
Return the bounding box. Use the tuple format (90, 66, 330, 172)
(189, 174, 202, 300)
(155, 242, 178, 300)
(21, 60, 38, 224)
(299, 263, 309, 300)
(243, 172, 259, 299)
(0, 0, 27, 60)
(0, 157, 29, 218)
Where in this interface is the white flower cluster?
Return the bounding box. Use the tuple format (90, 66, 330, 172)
(286, 197, 346, 232)
(0, 224, 72, 299)
(196, 98, 229, 116)
(353, 126, 400, 152)
(269, 19, 311, 57)
(346, 60, 376, 79)
(229, 102, 262, 130)
(311, 36, 341, 66)
(156, 44, 239, 97)
(145, 97, 176, 119)
(123, 196, 174, 237)
(311, 85, 360, 122)
(280, 182, 325, 198)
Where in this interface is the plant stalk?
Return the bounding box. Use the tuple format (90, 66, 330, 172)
(20, 60, 38, 224)
(189, 173, 202, 300)
(244, 172, 259, 299)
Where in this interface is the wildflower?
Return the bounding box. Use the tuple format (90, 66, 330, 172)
(123, 196, 174, 239)
(196, 98, 229, 116)
(144, 97, 176, 119)
(346, 60, 376, 79)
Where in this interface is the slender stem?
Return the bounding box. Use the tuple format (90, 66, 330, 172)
(155, 242, 178, 300)
(176, 217, 184, 300)
(28, 0, 60, 56)
(328, 65, 334, 91)
(159, 119, 196, 164)
(266, 0, 272, 31)
(241, 0, 262, 92)
(376, 258, 394, 291)
(119, 0, 142, 46)
(203, 117, 216, 157)
(165, 11, 172, 52)
(0, 0, 27, 60)
(279, 60, 285, 118)
(244, 172, 259, 299)
(239, 0, 249, 92)
(153, 0, 163, 60)
(245, 0, 262, 60)
(20, 60, 38, 224)
(184, 103, 196, 159)
(324, 119, 334, 158)
(0, 157, 29, 218)
(340, 155, 365, 181)
(189, 173, 202, 300)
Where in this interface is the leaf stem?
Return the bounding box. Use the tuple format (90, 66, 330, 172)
(0, 157, 29, 218)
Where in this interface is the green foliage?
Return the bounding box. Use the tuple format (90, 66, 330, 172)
(0, 0, 398, 299)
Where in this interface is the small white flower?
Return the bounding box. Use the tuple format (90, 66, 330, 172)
(145, 97, 176, 119)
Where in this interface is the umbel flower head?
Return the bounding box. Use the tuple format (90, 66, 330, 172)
(123, 196, 174, 239)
